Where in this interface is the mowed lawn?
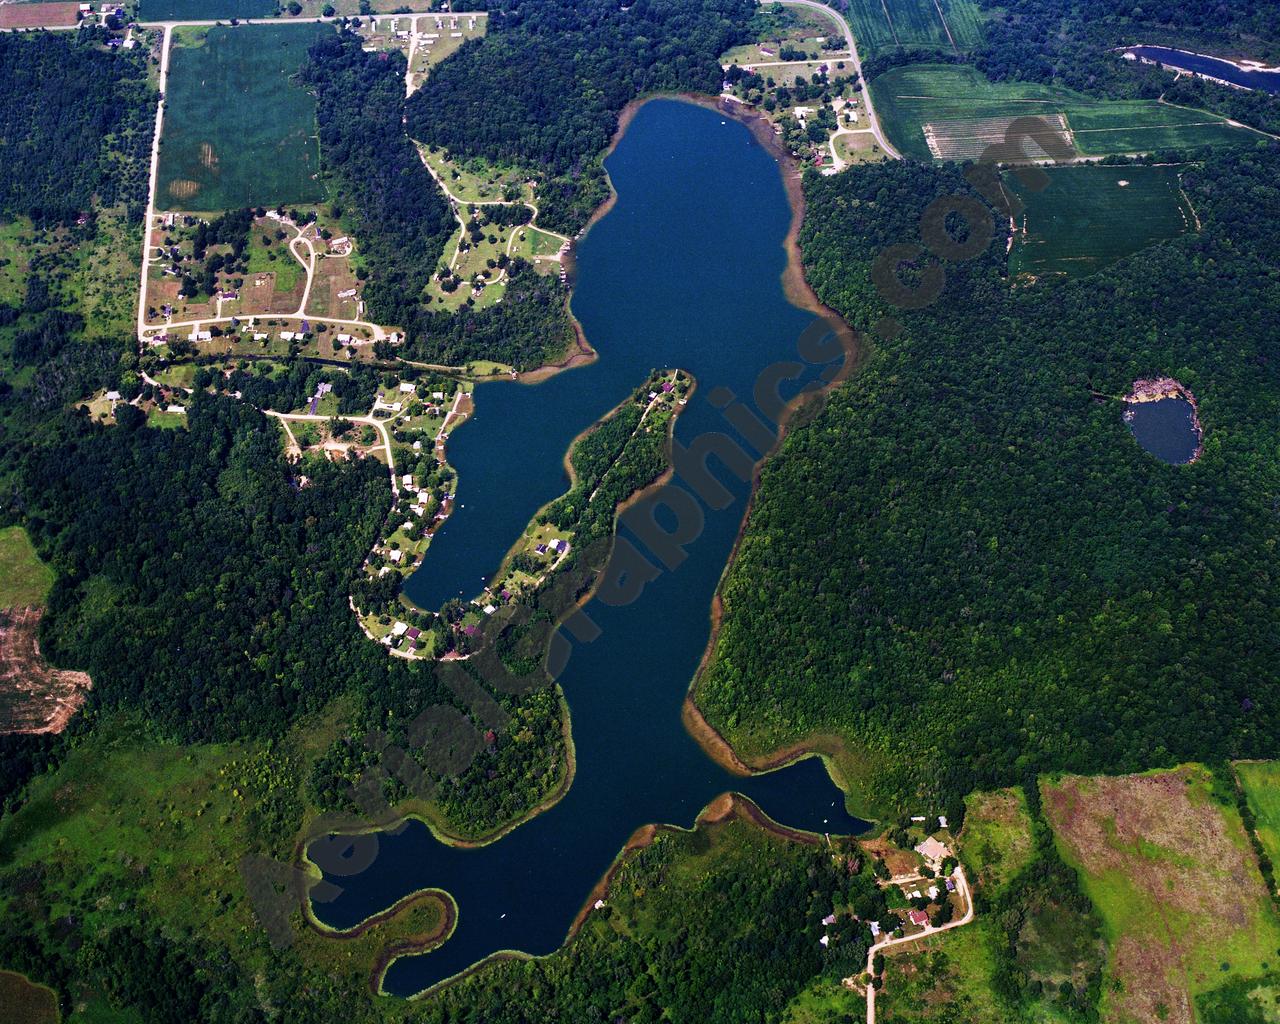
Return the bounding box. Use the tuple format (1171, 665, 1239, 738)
(1043, 766, 1280, 1024)
(0, 526, 53, 609)
(157, 23, 333, 211)
(842, 0, 984, 58)
(871, 64, 1256, 162)
(1006, 165, 1196, 279)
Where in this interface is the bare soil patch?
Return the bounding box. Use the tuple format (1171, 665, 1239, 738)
(0, 606, 92, 735)
(0, 2, 78, 27)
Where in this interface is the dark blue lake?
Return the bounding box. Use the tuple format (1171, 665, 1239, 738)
(1127, 45, 1280, 94)
(1125, 397, 1201, 464)
(313, 98, 866, 996)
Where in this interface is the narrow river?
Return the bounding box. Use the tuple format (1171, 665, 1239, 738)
(312, 98, 866, 996)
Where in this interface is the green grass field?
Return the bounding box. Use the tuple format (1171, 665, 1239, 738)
(871, 64, 1256, 162)
(0, 526, 53, 609)
(842, 0, 984, 58)
(1237, 761, 1280, 879)
(1007, 164, 1196, 278)
(157, 23, 332, 211)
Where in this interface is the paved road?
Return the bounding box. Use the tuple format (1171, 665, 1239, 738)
(778, 0, 901, 159)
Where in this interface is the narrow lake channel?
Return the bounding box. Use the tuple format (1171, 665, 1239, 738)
(311, 98, 868, 996)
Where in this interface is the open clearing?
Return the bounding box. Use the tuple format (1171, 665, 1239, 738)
(960, 786, 1035, 893)
(871, 64, 1256, 162)
(1043, 766, 1280, 1024)
(879, 925, 1017, 1024)
(0, 607, 92, 735)
(841, 0, 984, 57)
(0, 526, 53, 610)
(1237, 761, 1280, 885)
(721, 4, 847, 65)
(1007, 164, 1196, 278)
(157, 23, 332, 211)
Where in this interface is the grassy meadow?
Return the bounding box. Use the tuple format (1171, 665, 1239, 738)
(0, 526, 54, 609)
(1007, 164, 1196, 279)
(959, 786, 1035, 893)
(1238, 760, 1280, 878)
(157, 23, 332, 211)
(871, 64, 1257, 162)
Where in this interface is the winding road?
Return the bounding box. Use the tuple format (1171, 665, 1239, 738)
(864, 866, 975, 1024)
(777, 0, 901, 161)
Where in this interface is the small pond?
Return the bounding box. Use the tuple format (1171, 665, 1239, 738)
(1124, 397, 1201, 464)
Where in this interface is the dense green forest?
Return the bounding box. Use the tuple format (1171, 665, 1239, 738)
(0, 32, 155, 224)
(300, 32, 574, 371)
(698, 144, 1280, 811)
(405, 0, 755, 233)
(298, 35, 456, 330)
(22, 395, 426, 740)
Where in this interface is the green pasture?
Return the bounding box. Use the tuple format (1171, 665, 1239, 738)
(1237, 761, 1280, 877)
(1007, 164, 1195, 278)
(871, 64, 1255, 162)
(156, 23, 332, 211)
(842, 0, 984, 58)
(0, 526, 53, 609)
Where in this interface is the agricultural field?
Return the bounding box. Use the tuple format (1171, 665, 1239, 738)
(156, 23, 333, 212)
(870, 64, 1256, 162)
(1043, 766, 1280, 1024)
(0, 526, 53, 610)
(721, 3, 847, 66)
(136, 0, 272, 20)
(0, 971, 58, 1024)
(1006, 164, 1197, 279)
(0, 2, 79, 28)
(841, 0, 985, 58)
